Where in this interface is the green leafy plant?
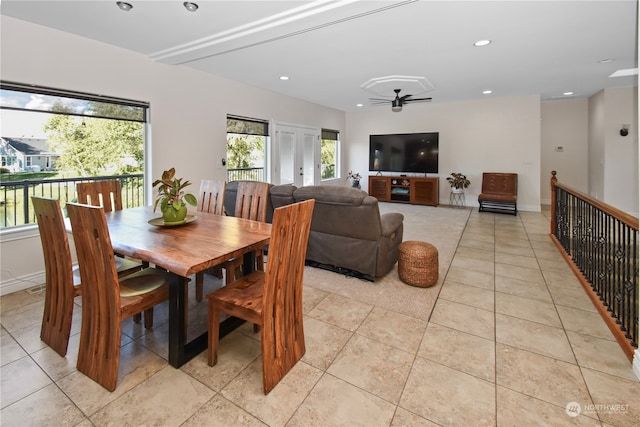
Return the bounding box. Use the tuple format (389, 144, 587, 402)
(446, 172, 471, 189)
(152, 167, 198, 213)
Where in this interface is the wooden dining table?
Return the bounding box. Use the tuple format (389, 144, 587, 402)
(101, 206, 272, 368)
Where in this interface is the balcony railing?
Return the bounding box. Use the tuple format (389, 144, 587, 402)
(226, 167, 264, 182)
(550, 171, 639, 361)
(0, 174, 144, 228)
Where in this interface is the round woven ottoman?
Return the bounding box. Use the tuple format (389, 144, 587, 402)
(398, 240, 438, 287)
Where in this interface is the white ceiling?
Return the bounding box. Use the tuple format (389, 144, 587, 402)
(1, 0, 638, 112)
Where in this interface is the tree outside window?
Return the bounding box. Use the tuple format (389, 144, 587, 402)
(321, 129, 339, 180)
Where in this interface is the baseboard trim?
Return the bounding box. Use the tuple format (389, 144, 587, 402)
(633, 349, 640, 381)
(0, 271, 45, 296)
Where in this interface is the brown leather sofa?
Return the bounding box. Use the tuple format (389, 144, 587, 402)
(224, 182, 404, 280)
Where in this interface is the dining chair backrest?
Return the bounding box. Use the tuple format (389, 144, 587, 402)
(32, 196, 78, 357)
(260, 198, 315, 391)
(76, 180, 123, 212)
(198, 179, 226, 215)
(235, 181, 270, 222)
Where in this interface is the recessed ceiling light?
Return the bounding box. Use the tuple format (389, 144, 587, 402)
(183, 2, 199, 12)
(482, 90, 492, 95)
(563, 92, 574, 96)
(116, 1, 133, 11)
(356, 104, 363, 107)
(598, 58, 615, 64)
(474, 40, 491, 47)
(279, 76, 289, 81)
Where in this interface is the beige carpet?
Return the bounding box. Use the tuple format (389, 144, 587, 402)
(303, 202, 471, 320)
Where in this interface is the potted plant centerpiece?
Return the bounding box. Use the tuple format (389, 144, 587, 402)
(446, 172, 471, 194)
(346, 171, 362, 189)
(152, 167, 198, 224)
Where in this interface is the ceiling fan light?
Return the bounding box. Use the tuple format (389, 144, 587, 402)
(392, 105, 403, 112)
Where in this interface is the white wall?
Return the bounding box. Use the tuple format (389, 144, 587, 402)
(0, 16, 345, 294)
(601, 87, 639, 215)
(346, 96, 542, 211)
(540, 99, 589, 203)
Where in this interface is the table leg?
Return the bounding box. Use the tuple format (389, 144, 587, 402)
(166, 271, 247, 368)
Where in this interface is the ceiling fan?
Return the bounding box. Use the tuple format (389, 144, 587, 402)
(369, 89, 432, 112)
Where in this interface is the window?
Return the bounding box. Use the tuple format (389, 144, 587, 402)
(321, 129, 339, 180)
(0, 81, 148, 228)
(226, 115, 268, 182)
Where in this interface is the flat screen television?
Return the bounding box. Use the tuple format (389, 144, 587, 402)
(369, 132, 439, 174)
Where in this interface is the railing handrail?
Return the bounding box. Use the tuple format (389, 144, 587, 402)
(550, 170, 638, 230)
(0, 173, 144, 187)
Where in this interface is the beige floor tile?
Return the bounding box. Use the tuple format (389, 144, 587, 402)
(180, 330, 261, 391)
(495, 275, 553, 303)
(307, 293, 373, 332)
(534, 247, 565, 262)
(460, 230, 495, 244)
(495, 263, 545, 283)
(496, 292, 562, 327)
(400, 357, 495, 426)
(302, 286, 329, 314)
(391, 407, 440, 426)
(494, 243, 536, 257)
(430, 299, 494, 340)
(0, 356, 52, 409)
(57, 340, 167, 415)
(444, 266, 494, 290)
(495, 230, 529, 242)
(419, 323, 495, 382)
(538, 257, 575, 274)
(581, 368, 640, 426)
(450, 255, 494, 275)
(543, 269, 583, 288)
(455, 246, 495, 261)
(356, 306, 427, 353)
(0, 300, 45, 335)
(0, 383, 88, 426)
(221, 360, 322, 427)
(530, 239, 559, 251)
(301, 316, 352, 370)
(30, 333, 80, 381)
(458, 237, 495, 251)
(496, 385, 600, 426)
(495, 314, 575, 363)
(566, 331, 637, 381)
(495, 252, 540, 269)
(287, 373, 396, 427)
(495, 235, 531, 249)
(496, 344, 592, 408)
(327, 334, 414, 404)
(547, 284, 598, 312)
(556, 305, 615, 341)
(90, 366, 214, 426)
(0, 289, 46, 313)
(0, 333, 27, 367)
(439, 281, 495, 311)
(183, 394, 267, 427)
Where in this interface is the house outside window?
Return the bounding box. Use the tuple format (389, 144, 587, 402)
(321, 129, 339, 180)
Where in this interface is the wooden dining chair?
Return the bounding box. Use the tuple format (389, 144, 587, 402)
(221, 181, 270, 284)
(194, 179, 226, 301)
(66, 202, 170, 392)
(32, 196, 82, 357)
(76, 180, 145, 275)
(207, 199, 315, 394)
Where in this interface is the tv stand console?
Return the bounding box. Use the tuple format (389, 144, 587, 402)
(368, 176, 439, 206)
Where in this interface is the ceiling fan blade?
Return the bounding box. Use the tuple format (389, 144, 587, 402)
(369, 97, 392, 102)
(399, 94, 412, 101)
(404, 97, 433, 103)
(370, 101, 389, 105)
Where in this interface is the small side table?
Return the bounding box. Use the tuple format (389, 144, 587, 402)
(450, 191, 465, 208)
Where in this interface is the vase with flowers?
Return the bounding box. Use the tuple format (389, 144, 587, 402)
(346, 171, 363, 189)
(446, 172, 471, 194)
(152, 167, 198, 224)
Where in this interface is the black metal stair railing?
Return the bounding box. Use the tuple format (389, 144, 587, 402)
(551, 171, 638, 361)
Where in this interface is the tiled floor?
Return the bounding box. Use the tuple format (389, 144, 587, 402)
(1, 208, 639, 426)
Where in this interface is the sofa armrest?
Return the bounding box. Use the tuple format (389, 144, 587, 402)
(380, 213, 404, 237)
